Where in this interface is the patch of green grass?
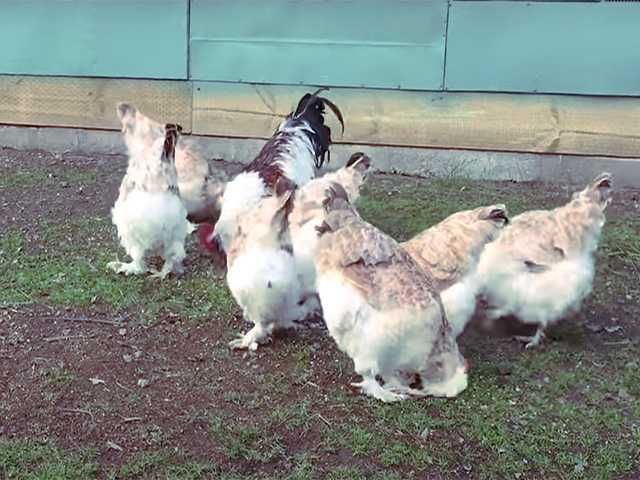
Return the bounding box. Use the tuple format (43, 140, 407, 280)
(326, 466, 368, 480)
(378, 442, 433, 469)
(43, 367, 76, 386)
(0, 225, 237, 322)
(209, 415, 285, 463)
(270, 401, 313, 432)
(358, 177, 551, 241)
(0, 439, 97, 480)
(112, 450, 216, 479)
(348, 426, 375, 456)
(282, 453, 316, 480)
(0, 170, 51, 188)
(0, 169, 98, 189)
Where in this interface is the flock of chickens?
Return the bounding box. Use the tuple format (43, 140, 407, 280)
(108, 90, 612, 402)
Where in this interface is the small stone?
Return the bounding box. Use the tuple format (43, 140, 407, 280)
(118, 328, 127, 336)
(604, 325, 622, 334)
(133, 351, 142, 359)
(89, 377, 105, 385)
(107, 440, 123, 452)
(137, 378, 149, 388)
(122, 354, 133, 363)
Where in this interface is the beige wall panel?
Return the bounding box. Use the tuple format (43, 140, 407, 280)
(0, 75, 192, 132)
(193, 83, 640, 158)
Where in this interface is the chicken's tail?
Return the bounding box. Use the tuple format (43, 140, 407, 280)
(287, 88, 344, 169)
(162, 123, 182, 164)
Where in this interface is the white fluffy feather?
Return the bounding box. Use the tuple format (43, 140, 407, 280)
(111, 190, 188, 275)
(214, 171, 269, 252)
(225, 192, 320, 350)
(109, 119, 188, 278)
(227, 248, 319, 350)
(473, 173, 612, 347)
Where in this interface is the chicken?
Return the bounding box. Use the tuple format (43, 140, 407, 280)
(402, 205, 509, 337)
(116, 103, 231, 225)
(108, 122, 189, 278)
(225, 178, 319, 350)
(204, 89, 344, 254)
(474, 173, 613, 348)
(222, 152, 368, 349)
(288, 152, 372, 292)
(298, 183, 468, 402)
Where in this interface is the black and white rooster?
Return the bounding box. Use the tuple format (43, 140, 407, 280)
(199, 88, 344, 254)
(199, 89, 344, 350)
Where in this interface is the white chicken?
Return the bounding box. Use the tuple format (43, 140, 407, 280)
(224, 152, 370, 349)
(401, 205, 509, 337)
(288, 152, 372, 294)
(299, 183, 468, 402)
(116, 103, 231, 225)
(225, 178, 317, 350)
(204, 89, 344, 254)
(108, 121, 189, 278)
(474, 173, 613, 348)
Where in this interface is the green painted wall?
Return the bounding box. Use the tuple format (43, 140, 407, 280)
(190, 0, 448, 90)
(0, 0, 188, 79)
(446, 1, 640, 96)
(0, 1, 638, 97)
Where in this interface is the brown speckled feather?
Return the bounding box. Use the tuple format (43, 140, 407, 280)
(402, 205, 507, 290)
(316, 213, 438, 312)
(492, 174, 611, 268)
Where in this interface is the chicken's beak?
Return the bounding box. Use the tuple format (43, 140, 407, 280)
(488, 209, 509, 224)
(463, 358, 470, 373)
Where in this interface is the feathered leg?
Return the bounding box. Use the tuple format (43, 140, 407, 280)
(150, 241, 186, 279)
(107, 246, 146, 275)
(229, 321, 274, 351)
(515, 327, 546, 349)
(350, 371, 408, 403)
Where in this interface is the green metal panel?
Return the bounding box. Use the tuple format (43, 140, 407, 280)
(445, 1, 640, 96)
(190, 0, 448, 90)
(0, 0, 188, 79)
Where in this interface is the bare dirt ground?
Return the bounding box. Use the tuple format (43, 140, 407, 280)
(1, 147, 638, 479)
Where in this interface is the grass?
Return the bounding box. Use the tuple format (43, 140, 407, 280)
(111, 450, 217, 480)
(208, 414, 286, 463)
(0, 169, 97, 188)
(0, 439, 97, 479)
(1, 169, 639, 479)
(0, 218, 237, 323)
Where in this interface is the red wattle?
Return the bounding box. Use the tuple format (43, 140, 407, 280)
(197, 223, 216, 253)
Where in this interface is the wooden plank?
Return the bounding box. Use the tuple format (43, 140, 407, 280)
(189, 0, 447, 90)
(193, 82, 640, 158)
(0, 0, 188, 79)
(0, 76, 192, 131)
(446, 1, 640, 96)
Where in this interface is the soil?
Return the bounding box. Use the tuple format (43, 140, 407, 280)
(1, 147, 638, 479)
